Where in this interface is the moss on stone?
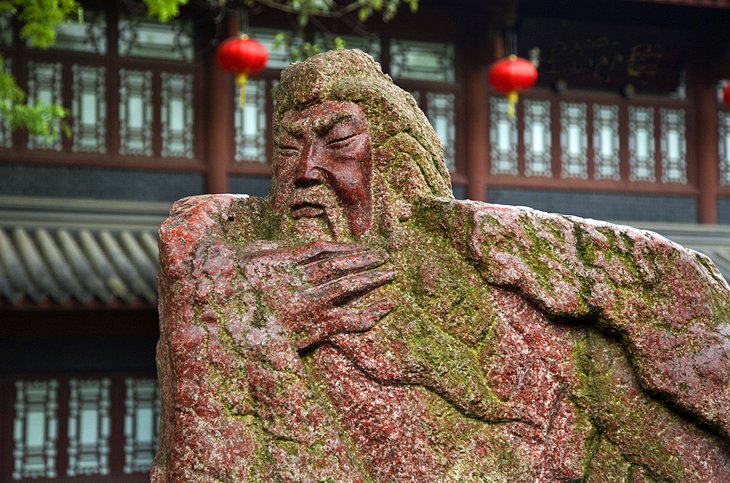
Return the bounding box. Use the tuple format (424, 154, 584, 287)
(571, 331, 702, 481)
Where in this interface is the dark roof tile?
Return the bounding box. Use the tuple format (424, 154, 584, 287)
(56, 228, 115, 304)
(1, 226, 160, 308)
(15, 228, 69, 304)
(0, 197, 166, 308)
(36, 228, 91, 304)
(0, 229, 46, 303)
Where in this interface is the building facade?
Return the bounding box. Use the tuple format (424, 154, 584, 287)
(2, 0, 730, 480)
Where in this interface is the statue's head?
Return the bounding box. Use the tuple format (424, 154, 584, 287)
(271, 49, 453, 244)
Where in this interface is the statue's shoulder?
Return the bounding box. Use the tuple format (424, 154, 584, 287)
(418, 197, 729, 315)
(159, 194, 271, 279)
(162, 194, 269, 238)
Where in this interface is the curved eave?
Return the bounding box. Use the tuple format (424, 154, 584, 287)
(0, 196, 166, 310)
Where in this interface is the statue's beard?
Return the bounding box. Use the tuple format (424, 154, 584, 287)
(276, 185, 355, 244)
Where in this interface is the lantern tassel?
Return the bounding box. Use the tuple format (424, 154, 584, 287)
(236, 73, 248, 108)
(507, 91, 518, 118)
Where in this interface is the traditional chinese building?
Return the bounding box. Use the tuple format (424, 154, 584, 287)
(2, 0, 730, 480)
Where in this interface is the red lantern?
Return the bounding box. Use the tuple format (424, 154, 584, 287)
(216, 35, 268, 106)
(488, 55, 538, 117)
(723, 82, 730, 109)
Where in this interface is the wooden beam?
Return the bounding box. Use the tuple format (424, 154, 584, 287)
(204, 15, 237, 194)
(464, 30, 499, 202)
(692, 65, 719, 224)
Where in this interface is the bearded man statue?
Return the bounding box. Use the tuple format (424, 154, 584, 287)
(153, 50, 730, 481)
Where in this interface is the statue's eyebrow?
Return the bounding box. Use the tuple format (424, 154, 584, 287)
(280, 119, 306, 138)
(312, 112, 357, 136)
(279, 111, 358, 138)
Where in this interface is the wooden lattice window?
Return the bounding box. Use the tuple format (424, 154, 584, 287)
(524, 99, 552, 177)
(718, 81, 730, 187)
(489, 97, 518, 175)
(2, 374, 158, 481)
(592, 104, 621, 180)
(0, 7, 201, 165)
(487, 91, 689, 186)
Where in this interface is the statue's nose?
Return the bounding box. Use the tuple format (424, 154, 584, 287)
(294, 144, 325, 187)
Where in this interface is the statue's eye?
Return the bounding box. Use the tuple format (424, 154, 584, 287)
(326, 133, 356, 149)
(277, 144, 299, 156)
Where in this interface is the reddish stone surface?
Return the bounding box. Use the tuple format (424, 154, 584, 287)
(153, 50, 730, 481)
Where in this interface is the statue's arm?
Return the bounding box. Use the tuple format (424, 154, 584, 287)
(424, 197, 730, 442)
(153, 195, 273, 481)
(153, 195, 369, 481)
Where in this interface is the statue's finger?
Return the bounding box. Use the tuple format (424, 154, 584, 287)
(294, 301, 394, 350)
(324, 302, 390, 336)
(292, 241, 362, 264)
(360, 298, 396, 325)
(302, 250, 385, 285)
(303, 268, 395, 307)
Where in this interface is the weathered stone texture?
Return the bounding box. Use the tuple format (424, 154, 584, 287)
(154, 50, 730, 482)
(154, 193, 730, 482)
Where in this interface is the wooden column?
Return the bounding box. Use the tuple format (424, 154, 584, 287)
(692, 65, 719, 224)
(204, 16, 236, 194)
(465, 33, 498, 202)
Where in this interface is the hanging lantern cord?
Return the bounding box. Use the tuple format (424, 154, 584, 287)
(236, 72, 248, 108)
(507, 91, 518, 118)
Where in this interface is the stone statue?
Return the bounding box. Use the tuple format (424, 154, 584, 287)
(153, 50, 730, 481)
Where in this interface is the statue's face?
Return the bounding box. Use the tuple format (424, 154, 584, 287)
(273, 101, 372, 242)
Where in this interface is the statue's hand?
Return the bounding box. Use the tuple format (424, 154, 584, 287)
(241, 241, 395, 350)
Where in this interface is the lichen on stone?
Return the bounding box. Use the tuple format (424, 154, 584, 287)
(153, 50, 730, 482)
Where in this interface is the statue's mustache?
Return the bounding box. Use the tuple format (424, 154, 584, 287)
(289, 185, 341, 214)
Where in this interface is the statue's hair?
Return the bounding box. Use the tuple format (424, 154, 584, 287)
(273, 49, 453, 199)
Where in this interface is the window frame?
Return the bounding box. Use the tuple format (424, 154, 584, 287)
(1, 372, 158, 482)
(486, 86, 697, 195)
(0, 4, 205, 172)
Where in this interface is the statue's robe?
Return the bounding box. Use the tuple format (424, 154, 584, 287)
(153, 194, 730, 482)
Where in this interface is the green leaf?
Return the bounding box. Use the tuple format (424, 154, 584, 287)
(143, 0, 189, 22)
(14, 0, 81, 48)
(297, 12, 308, 27)
(273, 32, 288, 51)
(358, 6, 371, 22)
(384, 1, 397, 21)
(332, 36, 346, 50)
(0, 2, 18, 15)
(0, 53, 68, 139)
